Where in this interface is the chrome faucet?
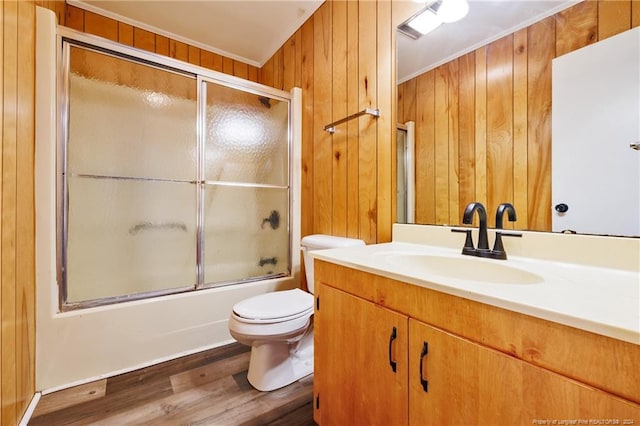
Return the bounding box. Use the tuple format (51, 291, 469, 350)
(452, 202, 522, 259)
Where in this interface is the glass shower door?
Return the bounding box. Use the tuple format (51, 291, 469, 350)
(63, 44, 198, 304)
(202, 80, 290, 285)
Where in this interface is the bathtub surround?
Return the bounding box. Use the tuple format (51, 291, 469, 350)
(35, 9, 303, 391)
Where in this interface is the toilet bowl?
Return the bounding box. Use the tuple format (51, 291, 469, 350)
(228, 234, 365, 391)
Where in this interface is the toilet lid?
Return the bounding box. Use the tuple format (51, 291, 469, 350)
(233, 288, 313, 321)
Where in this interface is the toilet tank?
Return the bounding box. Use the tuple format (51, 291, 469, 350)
(300, 234, 365, 294)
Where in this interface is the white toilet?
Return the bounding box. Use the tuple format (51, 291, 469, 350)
(228, 234, 365, 391)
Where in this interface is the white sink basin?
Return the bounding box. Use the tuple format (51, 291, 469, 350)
(376, 253, 544, 285)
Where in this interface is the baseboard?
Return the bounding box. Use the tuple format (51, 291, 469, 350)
(19, 392, 42, 426)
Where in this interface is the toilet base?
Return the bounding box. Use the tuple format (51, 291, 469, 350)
(246, 329, 314, 391)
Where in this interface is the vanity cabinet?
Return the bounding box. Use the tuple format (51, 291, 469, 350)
(314, 260, 640, 425)
(314, 284, 408, 425)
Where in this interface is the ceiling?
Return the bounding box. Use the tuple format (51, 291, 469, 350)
(71, 0, 577, 79)
(71, 0, 324, 67)
(397, 0, 578, 83)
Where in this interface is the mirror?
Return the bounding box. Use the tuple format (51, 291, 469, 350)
(395, 0, 640, 237)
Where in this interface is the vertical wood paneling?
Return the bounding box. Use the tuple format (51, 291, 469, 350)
(282, 36, 295, 91)
(447, 60, 460, 225)
(376, 0, 392, 241)
(474, 46, 488, 211)
(169, 40, 188, 62)
(527, 17, 554, 231)
(402, 76, 416, 125)
(512, 29, 528, 230)
(633, 0, 640, 26)
(2, 1, 36, 423)
(346, 0, 359, 239)
(415, 71, 436, 224)
(396, 82, 405, 124)
(259, 56, 274, 87)
(555, 0, 597, 57)
(300, 17, 314, 244)
(486, 35, 514, 218)
(313, 2, 332, 235)
(0, 2, 4, 419)
(598, 0, 631, 40)
(332, 0, 347, 237)
(358, 0, 377, 243)
(247, 65, 258, 82)
(117, 23, 133, 46)
(272, 49, 284, 90)
(458, 52, 475, 223)
(434, 65, 450, 224)
(65, 4, 83, 31)
(187, 45, 200, 66)
(133, 27, 155, 52)
(2, 3, 19, 425)
(155, 35, 169, 56)
(233, 61, 248, 80)
(293, 30, 302, 88)
(83, 11, 117, 42)
(16, 1, 35, 416)
(201, 51, 223, 73)
(222, 57, 233, 77)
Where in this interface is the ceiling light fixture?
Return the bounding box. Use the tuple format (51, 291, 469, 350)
(406, 8, 442, 37)
(398, 0, 469, 39)
(437, 0, 469, 23)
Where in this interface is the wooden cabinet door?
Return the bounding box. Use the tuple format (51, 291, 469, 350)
(409, 320, 640, 425)
(409, 319, 523, 425)
(315, 284, 409, 426)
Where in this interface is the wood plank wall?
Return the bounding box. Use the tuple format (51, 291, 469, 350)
(1, 1, 37, 425)
(37, 1, 259, 81)
(258, 0, 395, 245)
(398, 0, 640, 231)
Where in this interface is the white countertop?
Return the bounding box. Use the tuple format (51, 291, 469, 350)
(312, 240, 640, 345)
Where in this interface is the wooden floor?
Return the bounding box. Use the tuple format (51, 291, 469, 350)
(30, 343, 315, 425)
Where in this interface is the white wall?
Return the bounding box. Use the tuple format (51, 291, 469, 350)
(35, 8, 302, 391)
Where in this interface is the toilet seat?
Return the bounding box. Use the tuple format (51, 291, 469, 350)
(229, 289, 314, 340)
(232, 289, 314, 324)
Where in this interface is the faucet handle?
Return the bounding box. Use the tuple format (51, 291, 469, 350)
(491, 231, 522, 260)
(451, 228, 476, 256)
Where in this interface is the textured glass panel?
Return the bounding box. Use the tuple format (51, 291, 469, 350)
(67, 46, 197, 181)
(66, 177, 197, 303)
(204, 82, 288, 185)
(203, 185, 289, 284)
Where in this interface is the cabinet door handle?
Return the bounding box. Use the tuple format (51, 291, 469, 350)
(388, 327, 397, 373)
(419, 341, 429, 392)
